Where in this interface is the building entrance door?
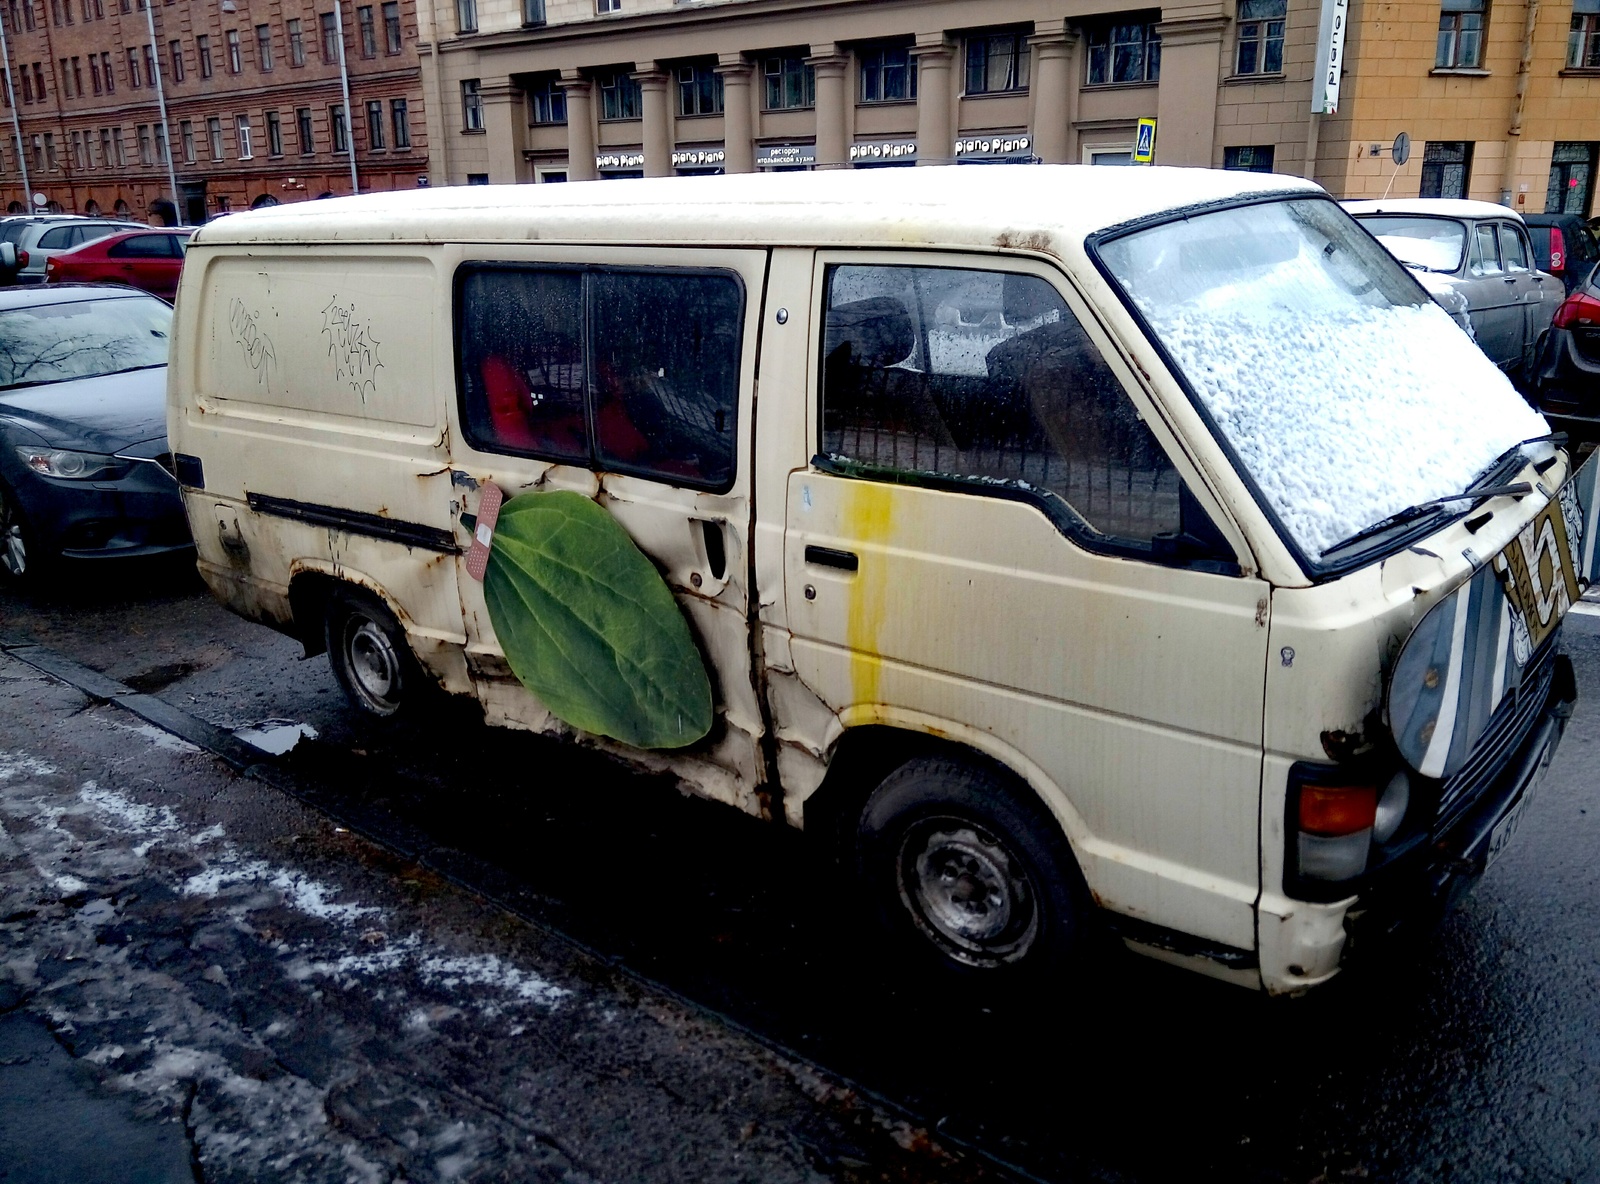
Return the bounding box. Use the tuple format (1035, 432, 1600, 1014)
(180, 182, 207, 226)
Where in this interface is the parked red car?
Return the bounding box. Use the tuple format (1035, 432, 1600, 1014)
(43, 228, 193, 300)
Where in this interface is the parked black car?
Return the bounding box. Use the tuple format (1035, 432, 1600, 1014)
(0, 284, 191, 582)
(1523, 212, 1600, 296)
(1532, 260, 1600, 433)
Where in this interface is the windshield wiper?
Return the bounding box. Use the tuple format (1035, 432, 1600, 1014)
(1328, 482, 1534, 555)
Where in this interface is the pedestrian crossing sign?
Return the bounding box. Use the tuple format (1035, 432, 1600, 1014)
(1134, 118, 1157, 164)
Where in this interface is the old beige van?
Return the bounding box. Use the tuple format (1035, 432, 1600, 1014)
(167, 167, 1589, 995)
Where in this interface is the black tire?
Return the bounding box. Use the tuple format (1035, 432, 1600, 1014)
(853, 754, 1091, 990)
(0, 481, 48, 586)
(324, 586, 427, 719)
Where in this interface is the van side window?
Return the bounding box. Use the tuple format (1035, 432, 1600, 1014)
(457, 264, 742, 491)
(821, 264, 1216, 563)
(590, 271, 742, 489)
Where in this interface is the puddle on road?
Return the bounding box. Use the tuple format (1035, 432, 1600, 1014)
(234, 720, 319, 755)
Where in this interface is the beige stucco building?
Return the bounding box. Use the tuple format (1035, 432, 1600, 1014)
(417, 0, 1597, 211)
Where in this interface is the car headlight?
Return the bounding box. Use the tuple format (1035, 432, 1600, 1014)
(14, 446, 129, 480)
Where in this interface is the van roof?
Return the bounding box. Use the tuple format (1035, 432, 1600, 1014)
(191, 165, 1320, 255)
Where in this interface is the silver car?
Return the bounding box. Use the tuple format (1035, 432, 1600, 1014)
(0, 216, 145, 284)
(1345, 198, 1563, 387)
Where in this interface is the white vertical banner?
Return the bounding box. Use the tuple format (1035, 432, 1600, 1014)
(1311, 0, 1350, 114)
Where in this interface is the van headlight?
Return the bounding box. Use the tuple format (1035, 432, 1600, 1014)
(15, 447, 129, 480)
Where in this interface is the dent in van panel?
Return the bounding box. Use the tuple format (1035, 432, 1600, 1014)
(201, 257, 438, 428)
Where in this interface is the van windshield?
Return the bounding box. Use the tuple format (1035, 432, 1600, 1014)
(1095, 197, 1547, 563)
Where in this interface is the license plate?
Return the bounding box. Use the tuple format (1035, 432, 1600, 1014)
(1493, 495, 1584, 652)
(1484, 780, 1537, 872)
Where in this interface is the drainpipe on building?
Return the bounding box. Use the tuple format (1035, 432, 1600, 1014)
(333, 0, 360, 193)
(1502, 0, 1540, 206)
(0, 17, 32, 207)
(144, 0, 182, 225)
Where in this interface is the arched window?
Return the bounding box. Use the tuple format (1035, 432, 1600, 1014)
(315, 190, 335, 200)
(251, 193, 280, 208)
(114, 199, 130, 216)
(84, 199, 101, 217)
(44, 200, 62, 213)
(150, 199, 178, 226)
(6, 201, 22, 213)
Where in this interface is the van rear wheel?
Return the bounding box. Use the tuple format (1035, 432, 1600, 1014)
(853, 755, 1090, 988)
(324, 587, 424, 719)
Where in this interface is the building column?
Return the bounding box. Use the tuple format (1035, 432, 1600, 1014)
(480, 81, 528, 184)
(1029, 21, 1077, 165)
(561, 70, 597, 181)
(1152, 15, 1229, 167)
(718, 53, 754, 174)
(912, 35, 953, 166)
(637, 64, 673, 178)
(807, 47, 849, 169)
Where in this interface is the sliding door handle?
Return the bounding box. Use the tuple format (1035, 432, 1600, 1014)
(804, 545, 859, 572)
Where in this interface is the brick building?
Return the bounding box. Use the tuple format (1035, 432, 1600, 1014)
(0, 0, 429, 222)
(416, 0, 1600, 215)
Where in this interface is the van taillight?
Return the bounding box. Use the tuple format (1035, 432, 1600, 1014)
(1298, 784, 1378, 836)
(1549, 227, 1566, 274)
(1554, 292, 1600, 329)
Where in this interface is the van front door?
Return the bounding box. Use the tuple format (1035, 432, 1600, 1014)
(448, 248, 772, 818)
(778, 255, 1273, 952)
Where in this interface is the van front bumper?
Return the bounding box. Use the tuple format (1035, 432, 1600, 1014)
(1341, 652, 1576, 961)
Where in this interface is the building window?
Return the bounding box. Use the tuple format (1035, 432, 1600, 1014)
(137, 123, 152, 164)
(236, 114, 252, 158)
(762, 55, 813, 109)
(1570, 0, 1600, 67)
(142, 43, 154, 86)
(197, 35, 212, 78)
(43, 131, 55, 170)
(33, 62, 44, 101)
(1420, 140, 1472, 198)
(226, 29, 241, 72)
(357, 6, 375, 56)
(71, 129, 84, 169)
(965, 31, 1029, 94)
(288, 18, 305, 66)
(1235, 0, 1286, 74)
(366, 99, 384, 148)
(256, 24, 272, 70)
(168, 39, 183, 81)
(677, 63, 723, 116)
(127, 46, 141, 87)
(1547, 141, 1597, 213)
(597, 0, 619, 12)
(523, 0, 543, 24)
(461, 78, 483, 130)
(1224, 144, 1275, 171)
(110, 126, 122, 165)
(207, 115, 222, 159)
(321, 12, 339, 62)
(70, 56, 81, 96)
(180, 118, 193, 161)
(859, 45, 917, 102)
(528, 76, 565, 124)
(90, 54, 102, 93)
(331, 102, 348, 151)
(154, 123, 167, 165)
(266, 109, 282, 155)
(57, 57, 68, 98)
(297, 107, 313, 153)
(391, 97, 410, 147)
(597, 70, 640, 120)
(455, 0, 475, 33)
(383, 1, 401, 50)
(1436, 0, 1486, 69)
(1086, 21, 1161, 85)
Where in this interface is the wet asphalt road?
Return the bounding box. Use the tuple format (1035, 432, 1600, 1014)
(1, 556, 1597, 1184)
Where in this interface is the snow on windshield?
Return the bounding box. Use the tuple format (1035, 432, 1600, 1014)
(1099, 198, 1547, 560)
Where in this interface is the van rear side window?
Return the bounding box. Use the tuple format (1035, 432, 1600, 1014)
(819, 263, 1183, 554)
(457, 264, 743, 491)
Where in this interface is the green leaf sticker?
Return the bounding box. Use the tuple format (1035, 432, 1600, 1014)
(483, 490, 714, 750)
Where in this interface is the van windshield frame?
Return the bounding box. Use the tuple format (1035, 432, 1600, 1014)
(1084, 192, 1548, 582)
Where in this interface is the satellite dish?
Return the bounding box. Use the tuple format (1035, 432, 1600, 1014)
(1391, 133, 1411, 167)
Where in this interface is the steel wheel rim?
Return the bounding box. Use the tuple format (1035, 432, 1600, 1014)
(896, 817, 1039, 967)
(0, 492, 24, 578)
(345, 616, 402, 715)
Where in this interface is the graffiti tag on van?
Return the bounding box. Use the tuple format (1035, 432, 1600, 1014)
(320, 296, 384, 404)
(227, 297, 277, 390)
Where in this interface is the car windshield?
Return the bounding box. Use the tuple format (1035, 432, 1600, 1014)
(1354, 215, 1467, 272)
(0, 295, 172, 389)
(1095, 197, 1548, 563)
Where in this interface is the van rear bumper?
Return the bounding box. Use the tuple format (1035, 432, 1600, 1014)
(1341, 652, 1576, 961)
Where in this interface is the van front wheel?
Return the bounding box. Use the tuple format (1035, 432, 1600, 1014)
(324, 587, 423, 719)
(853, 756, 1090, 986)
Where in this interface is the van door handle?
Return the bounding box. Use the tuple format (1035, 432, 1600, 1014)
(804, 545, 859, 571)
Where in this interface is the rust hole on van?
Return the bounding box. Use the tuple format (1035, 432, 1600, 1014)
(994, 228, 1051, 253)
